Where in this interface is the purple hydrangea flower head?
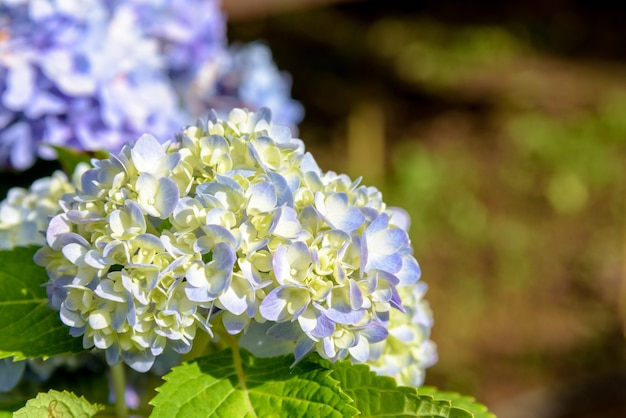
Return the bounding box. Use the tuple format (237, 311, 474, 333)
(187, 42, 304, 129)
(35, 108, 434, 381)
(0, 0, 184, 170)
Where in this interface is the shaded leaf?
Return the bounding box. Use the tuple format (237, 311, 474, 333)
(0, 247, 84, 360)
(13, 389, 103, 418)
(150, 348, 357, 418)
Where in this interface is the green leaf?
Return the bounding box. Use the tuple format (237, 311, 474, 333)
(50, 145, 105, 175)
(0, 247, 84, 360)
(417, 387, 496, 418)
(13, 390, 104, 418)
(0, 411, 12, 418)
(328, 360, 456, 417)
(150, 348, 357, 418)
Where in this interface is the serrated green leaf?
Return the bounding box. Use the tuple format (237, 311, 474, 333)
(150, 348, 358, 418)
(50, 146, 105, 175)
(13, 390, 103, 418)
(0, 247, 85, 360)
(417, 387, 496, 418)
(328, 360, 455, 417)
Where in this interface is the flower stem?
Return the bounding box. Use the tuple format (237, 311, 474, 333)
(111, 362, 128, 418)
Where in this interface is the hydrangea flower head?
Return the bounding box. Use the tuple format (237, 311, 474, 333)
(36, 108, 434, 379)
(0, 166, 86, 249)
(0, 0, 183, 170)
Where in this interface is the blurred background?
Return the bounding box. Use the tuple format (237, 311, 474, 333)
(223, 0, 626, 416)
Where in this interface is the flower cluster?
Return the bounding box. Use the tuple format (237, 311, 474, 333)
(0, 0, 187, 169)
(0, 167, 85, 249)
(188, 42, 304, 129)
(0, 1, 302, 171)
(35, 108, 434, 382)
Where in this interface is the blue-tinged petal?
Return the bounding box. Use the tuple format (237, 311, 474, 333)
(376, 270, 401, 286)
(315, 192, 365, 232)
(390, 286, 404, 312)
(298, 309, 335, 339)
(122, 351, 155, 373)
(218, 275, 253, 316)
(325, 287, 365, 325)
(322, 337, 337, 359)
(246, 182, 277, 214)
(259, 286, 289, 321)
(269, 172, 294, 207)
(109, 307, 127, 331)
(221, 311, 249, 335)
(388, 207, 411, 231)
(46, 214, 72, 250)
(60, 304, 86, 328)
(168, 339, 192, 355)
(271, 246, 290, 285)
(299, 152, 321, 175)
(293, 337, 315, 364)
(162, 152, 181, 172)
(62, 242, 89, 265)
(366, 212, 389, 235)
(214, 241, 237, 272)
(272, 206, 300, 239)
(185, 263, 210, 294)
(360, 322, 388, 344)
(80, 169, 101, 196)
(348, 336, 369, 363)
(349, 279, 364, 310)
(130, 233, 164, 254)
(389, 324, 415, 343)
(131, 134, 165, 173)
(200, 224, 239, 248)
(106, 343, 121, 366)
(154, 177, 179, 218)
(84, 249, 108, 269)
(396, 255, 421, 286)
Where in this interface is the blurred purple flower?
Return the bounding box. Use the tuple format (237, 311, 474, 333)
(0, 1, 303, 172)
(188, 42, 304, 129)
(0, 0, 214, 170)
(116, 0, 226, 79)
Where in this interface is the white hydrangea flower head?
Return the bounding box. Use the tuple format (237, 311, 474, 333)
(35, 108, 435, 379)
(0, 165, 87, 249)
